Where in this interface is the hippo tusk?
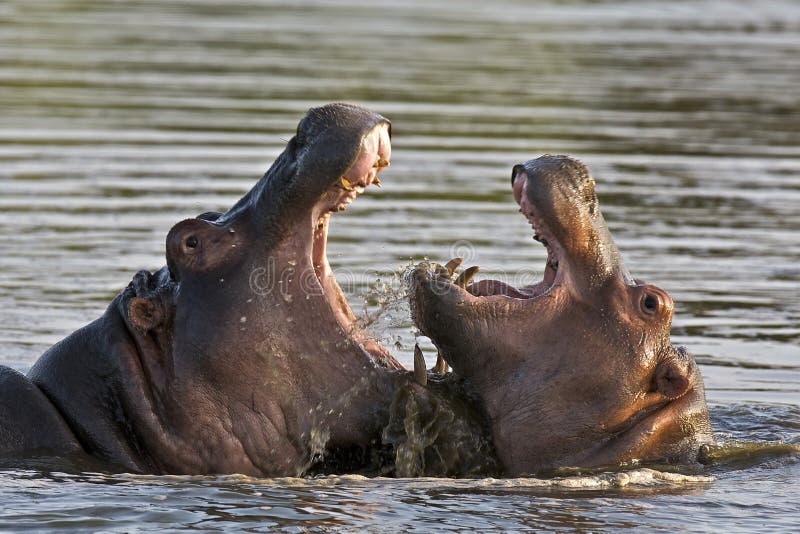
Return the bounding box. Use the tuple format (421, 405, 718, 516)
(432, 351, 449, 374)
(372, 176, 382, 188)
(413, 344, 427, 386)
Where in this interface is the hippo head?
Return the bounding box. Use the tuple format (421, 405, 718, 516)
(409, 155, 712, 475)
(118, 103, 397, 475)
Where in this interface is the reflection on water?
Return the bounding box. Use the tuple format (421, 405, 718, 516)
(0, 0, 798, 531)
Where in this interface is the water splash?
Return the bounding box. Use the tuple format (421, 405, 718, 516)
(353, 262, 414, 333)
(382, 374, 499, 478)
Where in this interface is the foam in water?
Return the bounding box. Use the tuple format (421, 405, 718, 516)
(110, 467, 714, 490)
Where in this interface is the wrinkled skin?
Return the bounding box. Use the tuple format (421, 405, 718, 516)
(409, 155, 713, 475)
(0, 103, 404, 476)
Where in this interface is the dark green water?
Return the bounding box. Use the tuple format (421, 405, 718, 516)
(0, 0, 798, 531)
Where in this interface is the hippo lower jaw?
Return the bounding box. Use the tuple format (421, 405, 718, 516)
(412, 259, 713, 473)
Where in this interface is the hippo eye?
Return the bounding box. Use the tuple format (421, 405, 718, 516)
(642, 293, 659, 315)
(184, 235, 198, 249)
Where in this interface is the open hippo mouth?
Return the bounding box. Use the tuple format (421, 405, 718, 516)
(462, 164, 571, 301)
(306, 118, 402, 368)
(525, 211, 561, 293)
(508, 162, 563, 297)
(408, 154, 712, 475)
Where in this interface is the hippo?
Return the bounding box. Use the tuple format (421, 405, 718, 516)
(408, 155, 713, 475)
(0, 103, 410, 475)
(1, 114, 711, 477)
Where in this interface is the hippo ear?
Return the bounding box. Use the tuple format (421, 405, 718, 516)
(128, 297, 163, 332)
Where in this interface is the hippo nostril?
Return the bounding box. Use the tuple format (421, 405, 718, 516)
(654, 359, 692, 400)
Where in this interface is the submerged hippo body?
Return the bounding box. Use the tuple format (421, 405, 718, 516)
(409, 155, 713, 475)
(0, 103, 410, 475)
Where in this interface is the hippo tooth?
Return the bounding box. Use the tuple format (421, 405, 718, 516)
(432, 263, 452, 278)
(444, 257, 464, 276)
(454, 265, 480, 288)
(432, 352, 449, 374)
(338, 177, 355, 191)
(413, 344, 427, 386)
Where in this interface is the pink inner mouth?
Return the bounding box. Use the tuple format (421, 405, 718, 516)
(320, 123, 390, 215)
(330, 187, 364, 213)
(524, 206, 560, 296)
(465, 201, 563, 300)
